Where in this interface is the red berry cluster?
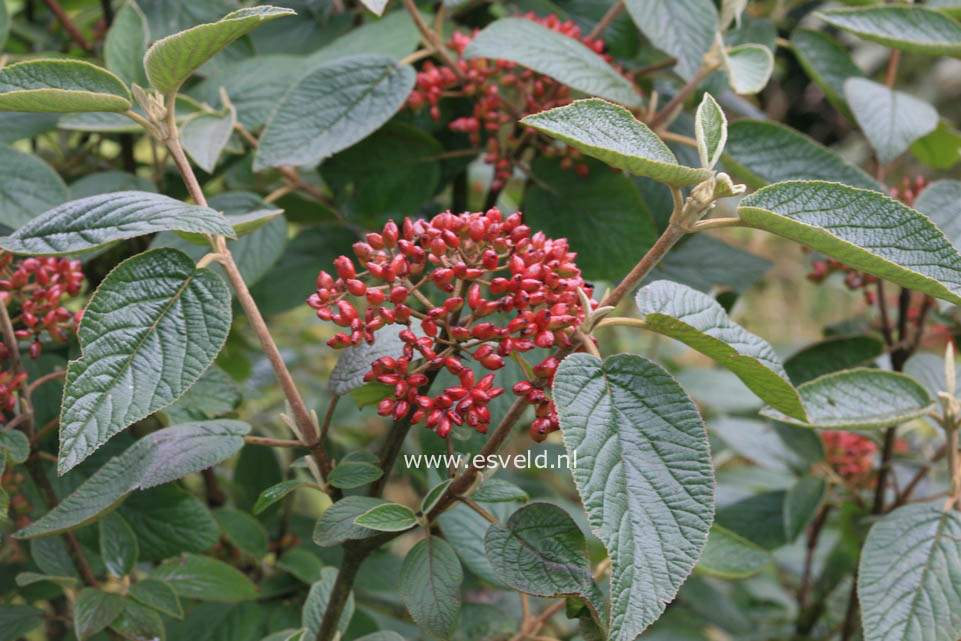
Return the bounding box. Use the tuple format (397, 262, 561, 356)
(0, 252, 85, 424)
(307, 209, 593, 439)
(407, 13, 628, 190)
(821, 431, 878, 480)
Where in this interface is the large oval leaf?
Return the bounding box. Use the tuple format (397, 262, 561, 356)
(105, 0, 150, 86)
(859, 501, 961, 641)
(521, 99, 712, 187)
(16, 420, 249, 539)
(59, 248, 232, 474)
(463, 18, 640, 108)
(759, 368, 934, 430)
(553, 353, 715, 640)
(635, 280, 805, 420)
(845, 78, 938, 164)
(151, 553, 257, 602)
(0, 59, 131, 113)
(696, 524, 770, 579)
(483, 502, 605, 630)
(914, 180, 961, 252)
(0, 145, 68, 229)
(400, 536, 463, 641)
(738, 180, 961, 305)
(817, 6, 961, 58)
(144, 5, 295, 94)
(0, 191, 236, 255)
(790, 29, 864, 119)
(254, 55, 415, 170)
(303, 567, 354, 640)
(623, 0, 718, 81)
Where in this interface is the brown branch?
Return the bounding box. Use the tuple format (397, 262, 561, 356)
(244, 435, 305, 448)
(649, 63, 718, 130)
(586, 0, 623, 41)
(798, 505, 831, 610)
(42, 0, 93, 52)
(633, 57, 679, 78)
(402, 0, 465, 83)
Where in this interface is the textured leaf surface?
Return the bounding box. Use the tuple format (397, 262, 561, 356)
(636, 280, 805, 420)
(161, 366, 242, 423)
(0, 59, 131, 112)
(624, 0, 717, 80)
(784, 336, 884, 385)
(99, 511, 139, 578)
(695, 93, 726, 169)
(59, 249, 233, 473)
(144, 6, 295, 94)
(152, 554, 256, 602)
(0, 145, 69, 229)
(255, 55, 415, 170)
(723, 121, 879, 191)
(182, 109, 236, 173)
(464, 18, 640, 107)
(0, 191, 235, 255)
(696, 524, 770, 578)
(760, 368, 934, 430)
(724, 44, 774, 94)
(738, 181, 961, 305)
(105, 1, 150, 86)
(522, 99, 712, 186)
(17, 420, 248, 538)
(118, 485, 220, 561)
(354, 502, 418, 532)
(915, 180, 961, 252)
(401, 536, 463, 640)
(790, 29, 864, 118)
(845, 78, 938, 164)
(818, 6, 961, 57)
(328, 462, 383, 489)
(313, 496, 385, 546)
(330, 322, 423, 395)
(75, 588, 126, 640)
(484, 503, 605, 628)
(859, 502, 961, 641)
(304, 567, 354, 639)
(553, 353, 714, 640)
(471, 479, 529, 504)
(129, 579, 183, 619)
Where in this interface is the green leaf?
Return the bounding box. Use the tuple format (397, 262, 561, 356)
(15, 420, 248, 538)
(105, 1, 151, 86)
(737, 180, 961, 305)
(14, 571, 78, 587)
(636, 280, 806, 420)
(723, 120, 879, 191)
(59, 249, 233, 473)
(845, 78, 939, 164)
(723, 44, 774, 94)
(641, 234, 771, 294)
(191, 55, 303, 130)
(716, 490, 788, 550)
(144, 6, 296, 95)
(859, 501, 961, 641)
(0, 145, 69, 229)
(784, 336, 884, 385)
(207, 191, 285, 236)
(0, 59, 131, 113)
(255, 55, 415, 170)
(624, 0, 718, 80)
(483, 503, 605, 629)
(552, 353, 715, 640)
(790, 29, 863, 118)
(421, 479, 453, 514)
(915, 180, 961, 251)
(400, 536, 463, 640)
(463, 18, 640, 108)
(437, 500, 515, 588)
(470, 479, 529, 504)
(278, 548, 324, 585)
(328, 462, 383, 489)
(330, 322, 425, 395)
(152, 553, 257, 602)
(911, 119, 961, 169)
(0, 429, 29, 463)
(695, 93, 726, 169)
(110, 598, 166, 641)
(817, 5, 961, 58)
(760, 368, 934, 430)
(99, 511, 139, 578)
(354, 502, 418, 532)
(75, 588, 126, 641)
(0, 605, 44, 641)
(696, 524, 770, 579)
(129, 579, 183, 619)
(306, 10, 422, 64)
(0, 191, 236, 256)
(304, 567, 354, 640)
(521, 99, 713, 187)
(783, 476, 824, 541)
(313, 496, 386, 546)
(119, 485, 220, 560)
(161, 366, 242, 423)
(524, 156, 659, 281)
(71, 170, 157, 199)
(182, 108, 236, 173)
(254, 479, 311, 514)
(0, 0, 7, 52)
(214, 507, 269, 558)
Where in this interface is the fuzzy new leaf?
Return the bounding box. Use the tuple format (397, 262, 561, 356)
(0, 60, 131, 113)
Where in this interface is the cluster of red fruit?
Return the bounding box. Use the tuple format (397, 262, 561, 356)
(0, 253, 85, 423)
(821, 431, 878, 480)
(407, 13, 626, 190)
(806, 176, 930, 304)
(308, 209, 593, 440)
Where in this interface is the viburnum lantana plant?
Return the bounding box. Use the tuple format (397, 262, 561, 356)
(3, 1, 961, 641)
